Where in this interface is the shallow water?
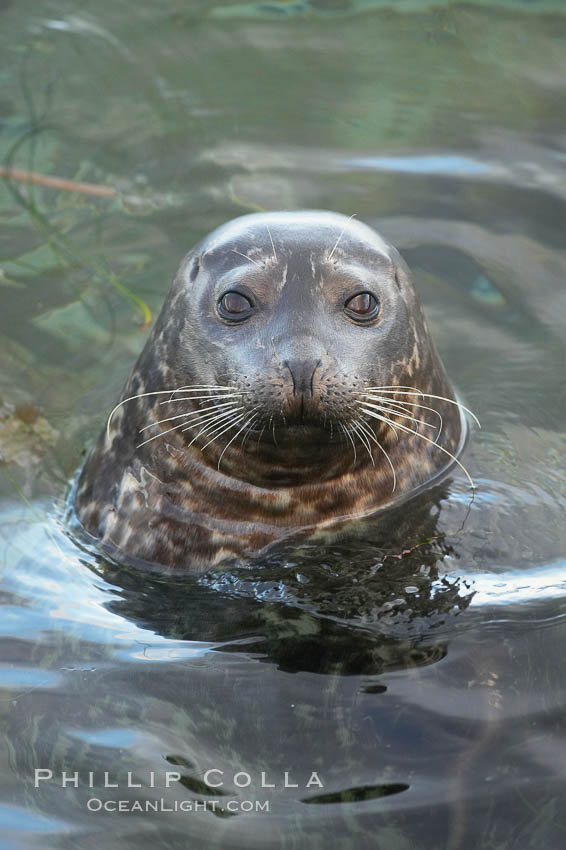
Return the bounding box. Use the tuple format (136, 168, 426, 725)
(1, 0, 566, 847)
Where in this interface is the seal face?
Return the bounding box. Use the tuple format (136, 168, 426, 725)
(74, 211, 470, 572)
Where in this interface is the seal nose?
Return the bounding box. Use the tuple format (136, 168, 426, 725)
(283, 359, 321, 398)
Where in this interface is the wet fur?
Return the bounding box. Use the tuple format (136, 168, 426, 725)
(75, 211, 466, 572)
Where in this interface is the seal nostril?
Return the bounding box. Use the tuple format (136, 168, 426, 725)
(284, 359, 321, 398)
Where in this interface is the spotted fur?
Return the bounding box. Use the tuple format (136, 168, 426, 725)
(75, 211, 466, 572)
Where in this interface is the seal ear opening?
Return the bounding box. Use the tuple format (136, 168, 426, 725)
(188, 256, 200, 284)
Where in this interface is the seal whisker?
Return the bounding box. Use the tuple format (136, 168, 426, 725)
(140, 400, 240, 432)
(360, 405, 475, 489)
(266, 225, 277, 264)
(360, 400, 436, 432)
(199, 411, 251, 452)
(107, 390, 204, 438)
(159, 393, 248, 405)
(217, 412, 260, 470)
(232, 249, 262, 268)
(356, 417, 397, 491)
(107, 388, 245, 438)
(184, 413, 244, 450)
(356, 406, 401, 442)
(255, 422, 267, 447)
(135, 413, 226, 448)
(171, 405, 241, 431)
(182, 406, 244, 444)
(240, 417, 259, 450)
(362, 388, 480, 428)
(169, 384, 242, 393)
(361, 393, 444, 439)
(340, 422, 357, 463)
(136, 404, 241, 448)
(350, 420, 374, 466)
(162, 385, 248, 403)
(163, 385, 245, 404)
(328, 213, 357, 261)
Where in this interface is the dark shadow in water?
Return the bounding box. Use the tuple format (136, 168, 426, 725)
(302, 783, 410, 804)
(93, 484, 475, 677)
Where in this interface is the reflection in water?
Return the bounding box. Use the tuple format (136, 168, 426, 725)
(3, 513, 566, 848)
(1, 0, 566, 847)
(347, 155, 492, 174)
(302, 782, 410, 804)
(84, 483, 484, 684)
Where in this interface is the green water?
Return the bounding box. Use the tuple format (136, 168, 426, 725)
(1, 1, 566, 848)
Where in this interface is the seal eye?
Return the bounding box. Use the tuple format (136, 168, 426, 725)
(344, 292, 379, 322)
(217, 291, 254, 322)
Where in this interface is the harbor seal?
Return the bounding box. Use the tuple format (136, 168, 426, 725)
(74, 210, 475, 572)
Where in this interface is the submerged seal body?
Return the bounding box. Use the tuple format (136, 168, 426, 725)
(75, 211, 471, 572)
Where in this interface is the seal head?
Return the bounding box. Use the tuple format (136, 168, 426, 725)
(75, 211, 468, 571)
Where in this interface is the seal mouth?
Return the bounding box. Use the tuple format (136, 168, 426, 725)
(284, 392, 310, 415)
(282, 395, 325, 429)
